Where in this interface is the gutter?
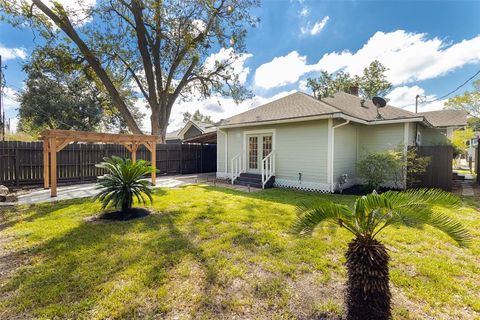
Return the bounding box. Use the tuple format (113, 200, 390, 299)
(218, 113, 428, 129)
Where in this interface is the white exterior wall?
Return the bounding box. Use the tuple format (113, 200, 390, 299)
(218, 119, 429, 192)
(357, 123, 405, 157)
(217, 120, 330, 192)
(333, 122, 358, 190)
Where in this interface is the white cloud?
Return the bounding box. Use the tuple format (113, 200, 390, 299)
(254, 30, 480, 89)
(299, 7, 309, 17)
(19, 0, 97, 26)
(165, 90, 296, 133)
(204, 48, 253, 85)
(302, 16, 329, 36)
(254, 51, 310, 89)
(386, 85, 447, 112)
(3, 87, 20, 111)
(0, 44, 27, 61)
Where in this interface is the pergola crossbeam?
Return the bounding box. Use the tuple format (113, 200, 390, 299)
(40, 129, 158, 197)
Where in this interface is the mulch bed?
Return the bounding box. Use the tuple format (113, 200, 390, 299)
(93, 208, 151, 222)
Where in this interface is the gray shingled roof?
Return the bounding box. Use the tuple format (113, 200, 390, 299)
(322, 92, 420, 121)
(166, 120, 216, 140)
(418, 110, 467, 128)
(220, 91, 423, 127)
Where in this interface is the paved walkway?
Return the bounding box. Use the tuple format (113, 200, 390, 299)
(1, 174, 216, 206)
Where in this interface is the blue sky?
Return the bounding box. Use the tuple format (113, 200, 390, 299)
(1, 0, 480, 132)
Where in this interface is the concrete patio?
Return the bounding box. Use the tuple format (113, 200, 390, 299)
(1, 173, 217, 206)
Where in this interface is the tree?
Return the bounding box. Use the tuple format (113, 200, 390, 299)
(449, 128, 474, 154)
(1, 0, 258, 141)
(293, 189, 471, 320)
(445, 80, 480, 119)
(307, 60, 392, 99)
(182, 109, 213, 124)
(17, 45, 143, 134)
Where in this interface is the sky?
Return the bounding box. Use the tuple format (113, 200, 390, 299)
(1, 0, 480, 133)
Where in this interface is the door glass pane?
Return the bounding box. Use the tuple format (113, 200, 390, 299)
(263, 135, 272, 157)
(249, 136, 258, 169)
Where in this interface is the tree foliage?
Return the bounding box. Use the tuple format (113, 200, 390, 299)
(445, 79, 480, 119)
(449, 127, 475, 153)
(0, 0, 259, 140)
(18, 45, 143, 134)
(182, 109, 213, 124)
(307, 60, 392, 99)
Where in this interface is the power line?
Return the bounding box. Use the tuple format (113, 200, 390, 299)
(399, 69, 480, 109)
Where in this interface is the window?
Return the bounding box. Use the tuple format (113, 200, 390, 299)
(249, 136, 258, 169)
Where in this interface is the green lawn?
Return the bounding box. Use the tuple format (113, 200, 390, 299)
(0, 186, 479, 319)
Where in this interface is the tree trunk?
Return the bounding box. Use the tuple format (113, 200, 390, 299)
(345, 237, 391, 320)
(150, 110, 167, 143)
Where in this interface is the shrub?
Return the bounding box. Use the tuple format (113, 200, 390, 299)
(357, 151, 402, 191)
(406, 147, 431, 188)
(94, 156, 154, 212)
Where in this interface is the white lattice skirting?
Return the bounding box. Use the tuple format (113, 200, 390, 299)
(274, 179, 331, 193)
(216, 172, 229, 180)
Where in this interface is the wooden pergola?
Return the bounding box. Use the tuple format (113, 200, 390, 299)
(40, 129, 158, 197)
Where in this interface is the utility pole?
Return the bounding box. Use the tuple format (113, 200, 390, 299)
(415, 94, 420, 114)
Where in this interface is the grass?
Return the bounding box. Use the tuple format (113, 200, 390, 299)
(0, 185, 479, 319)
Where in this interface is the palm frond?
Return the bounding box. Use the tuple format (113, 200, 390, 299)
(427, 212, 472, 247)
(94, 156, 154, 211)
(293, 201, 355, 235)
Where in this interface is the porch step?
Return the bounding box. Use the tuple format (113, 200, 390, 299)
(233, 173, 275, 189)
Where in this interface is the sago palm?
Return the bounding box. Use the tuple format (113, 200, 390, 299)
(94, 156, 154, 212)
(293, 189, 471, 320)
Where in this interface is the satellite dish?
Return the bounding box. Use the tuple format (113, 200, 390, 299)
(372, 96, 387, 108)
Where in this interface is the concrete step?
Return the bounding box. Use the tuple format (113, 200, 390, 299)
(233, 174, 275, 189)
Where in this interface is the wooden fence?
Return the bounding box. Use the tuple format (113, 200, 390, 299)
(416, 145, 453, 191)
(0, 141, 216, 187)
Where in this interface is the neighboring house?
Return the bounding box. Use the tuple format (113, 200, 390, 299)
(166, 120, 217, 144)
(418, 109, 467, 138)
(216, 91, 462, 192)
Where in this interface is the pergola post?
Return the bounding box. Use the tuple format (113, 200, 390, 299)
(49, 137, 57, 197)
(131, 143, 138, 162)
(40, 129, 158, 198)
(43, 138, 49, 189)
(151, 143, 156, 186)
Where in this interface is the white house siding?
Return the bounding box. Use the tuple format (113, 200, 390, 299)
(357, 123, 405, 158)
(217, 120, 330, 192)
(418, 125, 449, 146)
(333, 123, 358, 189)
(217, 131, 226, 175)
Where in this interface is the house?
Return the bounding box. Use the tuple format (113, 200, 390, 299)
(166, 120, 217, 144)
(418, 109, 467, 138)
(216, 91, 463, 192)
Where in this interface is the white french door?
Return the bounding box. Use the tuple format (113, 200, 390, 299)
(247, 134, 273, 174)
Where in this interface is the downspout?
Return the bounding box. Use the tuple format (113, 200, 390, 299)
(330, 119, 350, 192)
(225, 130, 228, 177)
(218, 129, 228, 177)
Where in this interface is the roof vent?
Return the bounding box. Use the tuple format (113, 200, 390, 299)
(360, 99, 366, 108)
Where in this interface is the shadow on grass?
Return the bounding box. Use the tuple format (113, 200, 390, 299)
(192, 184, 356, 207)
(0, 208, 216, 318)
